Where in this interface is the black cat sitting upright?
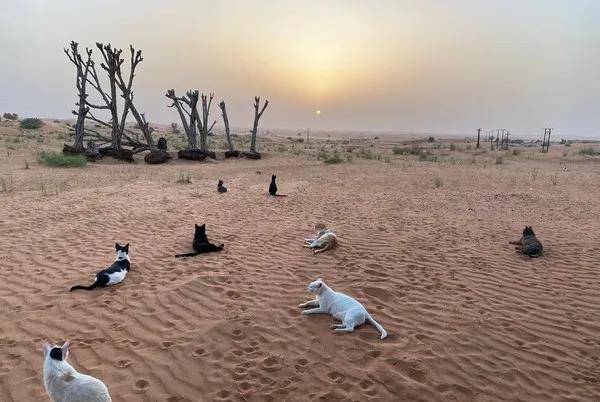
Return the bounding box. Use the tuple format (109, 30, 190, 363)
(269, 175, 287, 197)
(175, 224, 224, 258)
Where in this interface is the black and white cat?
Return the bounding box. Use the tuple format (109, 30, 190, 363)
(70, 243, 130, 292)
(175, 224, 224, 258)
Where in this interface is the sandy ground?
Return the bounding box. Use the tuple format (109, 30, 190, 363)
(1, 122, 600, 401)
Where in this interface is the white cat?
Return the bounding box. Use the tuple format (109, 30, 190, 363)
(299, 278, 387, 339)
(304, 224, 337, 254)
(43, 341, 112, 402)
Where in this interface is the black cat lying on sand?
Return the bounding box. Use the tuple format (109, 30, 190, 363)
(217, 180, 227, 193)
(269, 175, 287, 197)
(510, 226, 543, 257)
(70, 243, 130, 291)
(175, 224, 224, 257)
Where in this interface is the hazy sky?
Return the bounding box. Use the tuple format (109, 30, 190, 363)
(1, 0, 599, 137)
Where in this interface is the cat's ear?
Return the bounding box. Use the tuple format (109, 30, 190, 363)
(115, 243, 121, 251)
(124, 243, 129, 253)
(61, 340, 71, 359)
(43, 342, 52, 358)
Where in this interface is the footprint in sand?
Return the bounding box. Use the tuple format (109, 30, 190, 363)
(161, 341, 174, 349)
(237, 381, 252, 393)
(116, 359, 131, 369)
(214, 390, 232, 401)
(327, 371, 345, 383)
(366, 350, 382, 359)
(133, 379, 149, 394)
(225, 290, 240, 299)
(231, 329, 245, 340)
(260, 356, 282, 372)
(192, 348, 207, 358)
(359, 379, 378, 396)
(295, 358, 309, 372)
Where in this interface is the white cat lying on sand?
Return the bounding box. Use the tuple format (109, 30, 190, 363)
(299, 278, 387, 339)
(304, 223, 337, 254)
(43, 341, 112, 402)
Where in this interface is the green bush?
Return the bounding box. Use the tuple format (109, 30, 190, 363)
(323, 151, 344, 164)
(38, 151, 87, 167)
(393, 145, 422, 156)
(20, 118, 43, 129)
(579, 147, 600, 156)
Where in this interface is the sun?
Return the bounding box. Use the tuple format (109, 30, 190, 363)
(315, 110, 321, 116)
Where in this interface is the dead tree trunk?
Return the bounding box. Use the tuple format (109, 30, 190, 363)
(244, 96, 269, 159)
(219, 100, 239, 157)
(196, 93, 216, 153)
(63, 41, 93, 154)
(476, 128, 481, 149)
(166, 89, 209, 160)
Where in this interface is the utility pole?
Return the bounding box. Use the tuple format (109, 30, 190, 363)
(542, 128, 553, 153)
(477, 128, 481, 149)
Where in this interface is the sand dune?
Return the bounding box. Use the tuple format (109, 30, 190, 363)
(1, 134, 600, 401)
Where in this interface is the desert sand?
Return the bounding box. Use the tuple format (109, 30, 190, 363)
(1, 120, 600, 401)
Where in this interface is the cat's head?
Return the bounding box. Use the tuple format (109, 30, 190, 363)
(523, 226, 535, 236)
(194, 223, 207, 238)
(218, 180, 224, 186)
(308, 278, 326, 295)
(315, 223, 327, 231)
(115, 243, 129, 259)
(271, 175, 276, 181)
(42, 340, 70, 364)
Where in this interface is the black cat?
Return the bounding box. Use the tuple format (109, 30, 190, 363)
(70, 243, 131, 291)
(175, 224, 224, 257)
(269, 175, 287, 197)
(509, 226, 543, 258)
(218, 180, 227, 193)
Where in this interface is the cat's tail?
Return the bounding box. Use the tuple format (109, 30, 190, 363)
(70, 282, 99, 292)
(366, 314, 388, 340)
(175, 251, 201, 258)
(274, 194, 288, 197)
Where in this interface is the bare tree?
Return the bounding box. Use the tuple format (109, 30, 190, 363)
(244, 96, 269, 159)
(63, 41, 93, 153)
(196, 93, 216, 152)
(166, 89, 199, 150)
(219, 100, 239, 157)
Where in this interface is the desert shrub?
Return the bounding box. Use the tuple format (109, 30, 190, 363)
(38, 151, 87, 167)
(394, 145, 422, 156)
(550, 174, 558, 186)
(495, 156, 504, 164)
(427, 136, 435, 142)
(565, 143, 571, 147)
(20, 118, 43, 129)
(449, 143, 457, 151)
(323, 151, 344, 164)
(384, 156, 391, 163)
(433, 177, 443, 188)
(176, 171, 192, 184)
(419, 153, 437, 162)
(579, 147, 600, 156)
(3, 113, 18, 120)
(24, 160, 29, 169)
(512, 149, 520, 156)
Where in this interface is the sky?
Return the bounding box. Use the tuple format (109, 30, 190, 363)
(1, 0, 599, 137)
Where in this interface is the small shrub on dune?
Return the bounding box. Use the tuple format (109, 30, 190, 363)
(495, 156, 504, 164)
(433, 177, 443, 188)
(428, 136, 435, 142)
(38, 151, 87, 167)
(512, 149, 520, 156)
(579, 147, 600, 156)
(323, 151, 344, 164)
(449, 143, 457, 151)
(20, 118, 43, 130)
